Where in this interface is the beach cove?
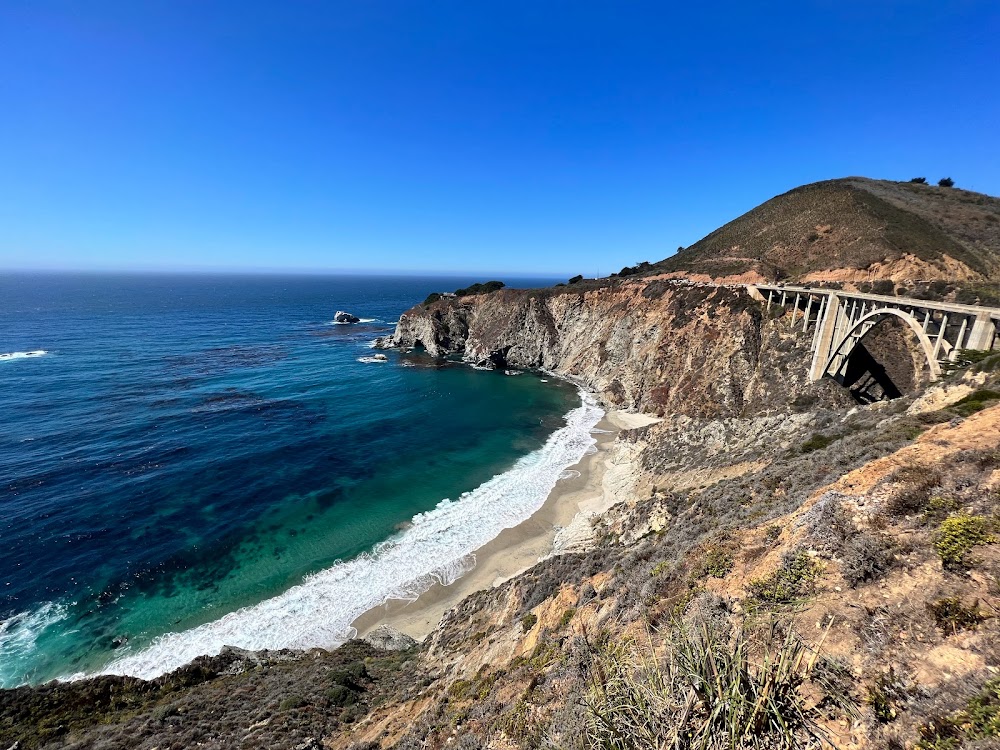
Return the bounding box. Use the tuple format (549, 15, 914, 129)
(353, 408, 661, 643)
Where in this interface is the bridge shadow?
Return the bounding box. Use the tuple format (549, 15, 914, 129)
(835, 316, 927, 404)
(839, 342, 904, 404)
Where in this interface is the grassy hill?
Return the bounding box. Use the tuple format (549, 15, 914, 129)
(654, 178, 1000, 283)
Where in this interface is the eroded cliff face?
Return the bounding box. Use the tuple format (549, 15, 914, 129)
(384, 280, 851, 418)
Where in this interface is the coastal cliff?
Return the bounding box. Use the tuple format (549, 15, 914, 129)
(8, 180, 1000, 749)
(382, 280, 852, 417)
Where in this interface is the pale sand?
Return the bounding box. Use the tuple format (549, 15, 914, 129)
(351, 409, 660, 642)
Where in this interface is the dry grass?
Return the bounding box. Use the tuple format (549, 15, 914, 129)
(585, 621, 829, 750)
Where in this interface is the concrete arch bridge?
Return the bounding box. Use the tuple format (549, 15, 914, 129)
(747, 284, 1000, 395)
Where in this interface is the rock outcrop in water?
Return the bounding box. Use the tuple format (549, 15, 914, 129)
(334, 311, 361, 324)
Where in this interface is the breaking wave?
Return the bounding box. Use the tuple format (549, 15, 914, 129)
(0, 603, 69, 687)
(86, 393, 604, 681)
(0, 350, 47, 361)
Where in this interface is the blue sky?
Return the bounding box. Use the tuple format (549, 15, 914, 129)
(1, 1, 997, 276)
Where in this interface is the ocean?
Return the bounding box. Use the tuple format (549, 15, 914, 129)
(0, 272, 602, 687)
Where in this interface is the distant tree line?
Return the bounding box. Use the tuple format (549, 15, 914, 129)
(454, 280, 505, 296)
(909, 176, 955, 187)
(423, 280, 506, 305)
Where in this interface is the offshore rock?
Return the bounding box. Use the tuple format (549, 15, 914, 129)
(334, 310, 361, 324)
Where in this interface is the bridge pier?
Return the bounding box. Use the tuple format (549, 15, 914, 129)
(968, 314, 997, 351)
(809, 294, 842, 381)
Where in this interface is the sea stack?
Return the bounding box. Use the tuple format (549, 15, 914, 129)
(334, 310, 361, 324)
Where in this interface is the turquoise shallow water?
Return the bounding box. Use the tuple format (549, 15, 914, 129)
(0, 273, 595, 687)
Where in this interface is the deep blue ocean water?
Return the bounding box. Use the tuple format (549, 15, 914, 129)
(0, 272, 600, 687)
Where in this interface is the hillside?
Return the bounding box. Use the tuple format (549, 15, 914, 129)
(654, 178, 1000, 284)
(7, 277, 1000, 750)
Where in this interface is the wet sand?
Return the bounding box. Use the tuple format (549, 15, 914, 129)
(351, 409, 658, 642)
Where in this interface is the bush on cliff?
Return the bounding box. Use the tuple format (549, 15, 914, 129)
(454, 280, 505, 296)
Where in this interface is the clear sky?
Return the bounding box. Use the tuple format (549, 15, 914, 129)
(1, 1, 998, 276)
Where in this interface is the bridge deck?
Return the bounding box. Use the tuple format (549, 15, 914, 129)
(750, 283, 1000, 320)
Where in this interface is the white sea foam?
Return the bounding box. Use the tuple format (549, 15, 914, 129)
(357, 355, 388, 364)
(86, 393, 604, 681)
(559, 470, 581, 480)
(0, 602, 69, 687)
(0, 350, 47, 361)
(329, 318, 379, 326)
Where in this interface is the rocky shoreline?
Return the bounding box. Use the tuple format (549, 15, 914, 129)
(7, 274, 1000, 750)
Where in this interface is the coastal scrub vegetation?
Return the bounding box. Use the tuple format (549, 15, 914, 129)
(585, 621, 826, 750)
(915, 677, 1000, 748)
(454, 280, 505, 296)
(934, 512, 995, 570)
(422, 280, 506, 305)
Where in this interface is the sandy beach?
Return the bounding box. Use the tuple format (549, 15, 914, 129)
(351, 408, 659, 642)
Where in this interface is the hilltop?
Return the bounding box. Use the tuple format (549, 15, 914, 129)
(653, 177, 1000, 285)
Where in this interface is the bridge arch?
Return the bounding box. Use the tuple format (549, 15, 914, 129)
(822, 307, 942, 382)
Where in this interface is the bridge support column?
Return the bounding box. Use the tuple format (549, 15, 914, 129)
(967, 314, 997, 351)
(932, 314, 949, 360)
(810, 294, 841, 381)
(951, 317, 970, 361)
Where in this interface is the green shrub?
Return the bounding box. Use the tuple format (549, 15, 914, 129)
(557, 608, 576, 629)
(699, 547, 734, 579)
(938, 177, 955, 188)
(871, 280, 895, 296)
(279, 695, 307, 711)
(800, 433, 841, 454)
(934, 513, 995, 570)
(923, 496, 960, 524)
(748, 551, 822, 606)
(951, 389, 1000, 417)
(868, 668, 906, 723)
(520, 612, 538, 632)
(325, 684, 358, 707)
(917, 677, 1000, 748)
(927, 597, 985, 633)
(568, 274, 584, 284)
(764, 525, 782, 543)
(910, 177, 928, 184)
(422, 292, 442, 305)
(447, 678, 472, 699)
(454, 280, 505, 296)
(329, 660, 368, 688)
